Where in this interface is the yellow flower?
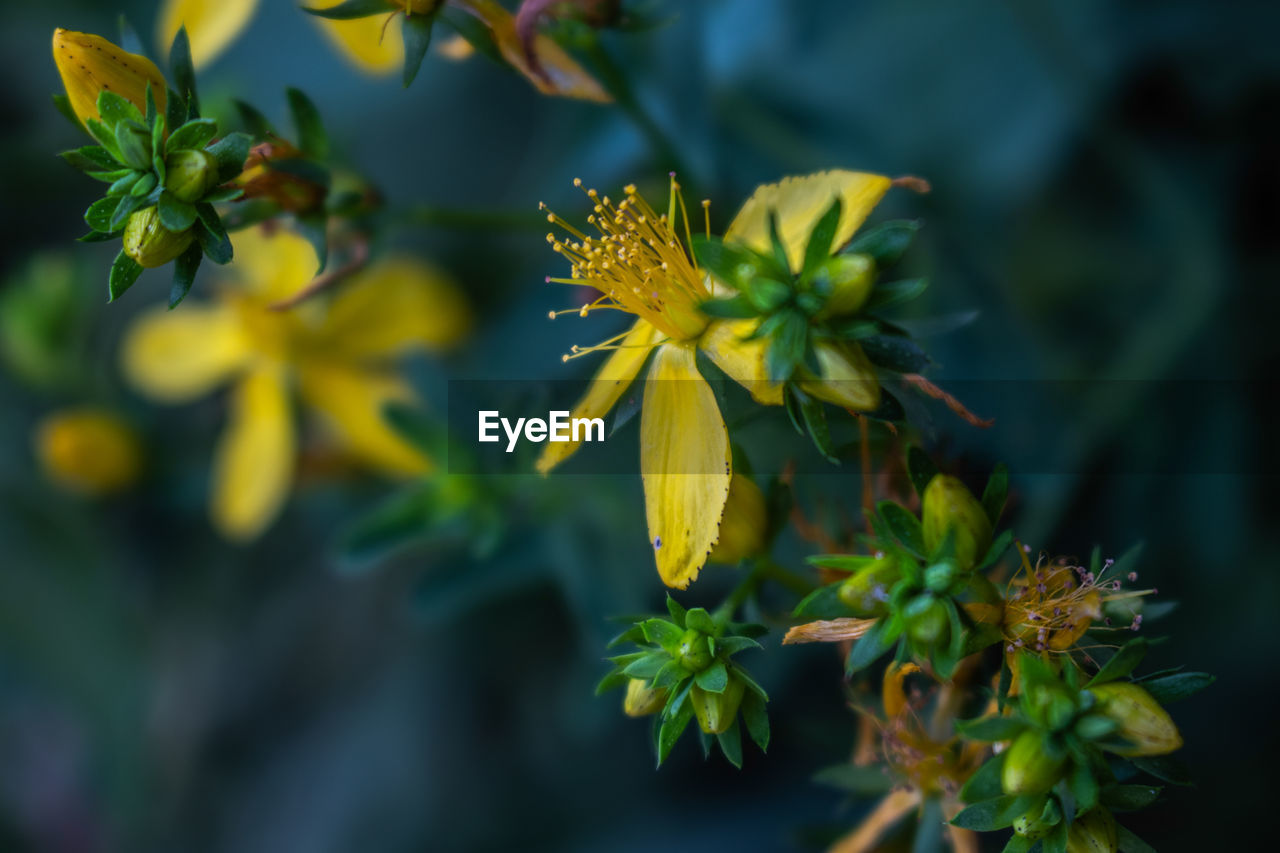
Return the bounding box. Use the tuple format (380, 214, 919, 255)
(34, 408, 141, 496)
(52, 29, 168, 127)
(119, 226, 469, 541)
(537, 171, 891, 588)
(156, 0, 609, 100)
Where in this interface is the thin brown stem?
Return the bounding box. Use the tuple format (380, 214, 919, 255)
(269, 237, 370, 312)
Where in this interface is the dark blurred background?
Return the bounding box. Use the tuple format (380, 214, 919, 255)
(2, 0, 1277, 850)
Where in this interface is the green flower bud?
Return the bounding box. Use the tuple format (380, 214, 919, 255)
(1002, 730, 1067, 794)
(623, 678, 668, 717)
(922, 474, 992, 569)
(691, 677, 745, 735)
(924, 560, 958, 594)
(1089, 682, 1182, 756)
(816, 253, 874, 317)
(904, 593, 949, 645)
(677, 629, 713, 672)
(164, 149, 219, 203)
(1012, 795, 1061, 841)
(122, 207, 194, 268)
(1066, 807, 1118, 853)
(837, 556, 899, 616)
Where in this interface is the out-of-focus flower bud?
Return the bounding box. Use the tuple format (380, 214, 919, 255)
(1012, 794, 1060, 841)
(837, 555, 899, 617)
(34, 408, 141, 496)
(165, 149, 219, 202)
(235, 140, 328, 213)
(1089, 682, 1182, 756)
(816, 253, 874, 317)
(1066, 807, 1118, 853)
(922, 474, 992, 569)
(52, 29, 168, 127)
(677, 629, 713, 672)
(1002, 730, 1067, 794)
(800, 341, 880, 411)
(123, 207, 194, 268)
(709, 474, 766, 564)
(904, 592, 949, 645)
(691, 677, 745, 735)
(623, 678, 667, 717)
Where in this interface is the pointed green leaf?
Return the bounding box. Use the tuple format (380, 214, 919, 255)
(108, 250, 143, 302)
(401, 14, 434, 87)
(694, 661, 728, 694)
(169, 26, 199, 116)
(165, 118, 218, 155)
(716, 718, 743, 768)
(168, 242, 203, 308)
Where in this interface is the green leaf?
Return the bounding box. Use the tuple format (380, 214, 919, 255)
(956, 715, 1027, 742)
(664, 596, 687, 627)
(977, 529, 1014, 570)
(1128, 755, 1191, 786)
(949, 794, 1029, 831)
(728, 663, 769, 701)
(741, 692, 769, 752)
(108, 194, 143, 232)
(859, 335, 930, 373)
(166, 87, 187, 135)
(195, 205, 233, 264)
(108, 250, 143, 302)
(907, 446, 938, 498)
(621, 653, 666, 680)
(158, 192, 198, 232)
(1068, 759, 1100, 812)
(95, 90, 143, 129)
(169, 26, 199, 116)
(1074, 714, 1118, 741)
(594, 669, 629, 697)
(807, 554, 877, 572)
(61, 146, 121, 173)
(1116, 826, 1158, 853)
(114, 121, 152, 169)
(401, 14, 434, 87)
(1001, 835, 1035, 853)
(846, 220, 920, 268)
(85, 118, 122, 159)
(207, 132, 253, 183)
(959, 751, 1006, 803)
(716, 718, 743, 768)
(202, 187, 245, 203)
(694, 661, 728, 694)
(746, 277, 792, 312)
(168, 242, 202, 309)
(767, 312, 808, 382)
(795, 385, 837, 463)
(128, 173, 157, 197)
(286, 88, 330, 158)
(233, 99, 276, 136)
(657, 695, 694, 765)
(336, 486, 434, 569)
(295, 211, 329, 273)
(165, 118, 218, 155)
(715, 636, 762, 655)
(1086, 638, 1149, 687)
(864, 277, 929, 312)
(302, 0, 392, 19)
(691, 235, 758, 290)
(640, 618, 684, 651)
(792, 582, 855, 621)
(85, 197, 121, 233)
(698, 294, 758, 319)
(652, 659, 688, 690)
(685, 608, 716, 635)
(845, 617, 893, 675)
(801, 198, 842, 282)
(813, 763, 894, 795)
(1101, 784, 1162, 812)
(1043, 821, 1068, 853)
(982, 463, 1009, 525)
(52, 94, 82, 132)
(1135, 672, 1214, 704)
(877, 500, 925, 556)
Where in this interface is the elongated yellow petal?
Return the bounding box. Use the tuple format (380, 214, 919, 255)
(454, 0, 610, 102)
(120, 303, 250, 403)
(725, 170, 891, 272)
(227, 226, 318, 301)
(640, 343, 731, 589)
(320, 256, 471, 359)
(297, 362, 430, 476)
(52, 29, 168, 126)
(800, 341, 880, 411)
(699, 318, 783, 405)
(210, 367, 295, 541)
(156, 0, 259, 68)
(311, 3, 403, 75)
(536, 319, 660, 474)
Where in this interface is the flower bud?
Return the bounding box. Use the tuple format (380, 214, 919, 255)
(709, 474, 766, 564)
(676, 629, 713, 672)
(1066, 807, 1118, 853)
(800, 341, 880, 411)
(123, 207, 194, 268)
(1002, 730, 1067, 794)
(691, 677, 746, 735)
(52, 29, 168, 127)
(816, 253, 874, 317)
(922, 474, 992, 569)
(623, 678, 668, 717)
(904, 593, 949, 645)
(1089, 682, 1182, 756)
(837, 556, 899, 617)
(1012, 795, 1061, 841)
(924, 560, 959, 594)
(165, 149, 219, 202)
(34, 408, 141, 496)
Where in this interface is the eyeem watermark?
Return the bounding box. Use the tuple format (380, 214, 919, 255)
(478, 410, 605, 453)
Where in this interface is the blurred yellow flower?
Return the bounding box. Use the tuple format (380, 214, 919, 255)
(156, 0, 608, 100)
(35, 408, 142, 496)
(52, 28, 168, 126)
(538, 171, 890, 589)
(119, 227, 469, 541)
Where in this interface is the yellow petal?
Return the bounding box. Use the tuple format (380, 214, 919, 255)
(227, 226, 319, 300)
(52, 29, 168, 126)
(311, 4, 404, 75)
(699, 318, 783, 405)
(708, 474, 766, 564)
(320, 256, 472, 358)
(34, 408, 141, 496)
(210, 367, 295, 541)
(725, 170, 891, 272)
(640, 343, 731, 589)
(800, 341, 880, 411)
(454, 0, 611, 102)
(828, 789, 921, 853)
(882, 662, 920, 719)
(156, 0, 259, 68)
(120, 303, 249, 403)
(297, 362, 430, 476)
(535, 319, 660, 474)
